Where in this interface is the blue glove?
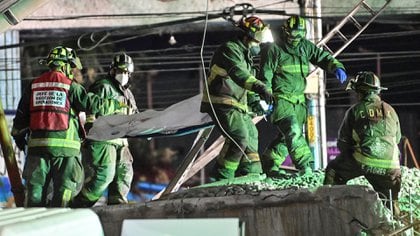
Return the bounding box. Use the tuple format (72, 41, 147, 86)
(334, 68, 347, 84)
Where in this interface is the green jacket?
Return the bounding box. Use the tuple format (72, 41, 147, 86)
(259, 39, 345, 103)
(12, 71, 121, 157)
(201, 38, 266, 113)
(338, 94, 401, 170)
(86, 76, 138, 145)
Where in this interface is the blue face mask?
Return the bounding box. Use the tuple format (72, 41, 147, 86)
(249, 41, 261, 56)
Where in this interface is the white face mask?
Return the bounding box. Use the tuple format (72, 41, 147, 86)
(115, 73, 129, 86)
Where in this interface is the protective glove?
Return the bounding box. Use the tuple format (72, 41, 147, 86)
(259, 100, 274, 116)
(252, 81, 275, 105)
(259, 89, 274, 105)
(334, 68, 347, 84)
(249, 101, 265, 116)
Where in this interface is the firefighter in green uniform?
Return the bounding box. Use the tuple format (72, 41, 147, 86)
(72, 53, 138, 207)
(201, 15, 274, 181)
(324, 71, 402, 213)
(11, 46, 124, 207)
(259, 15, 348, 177)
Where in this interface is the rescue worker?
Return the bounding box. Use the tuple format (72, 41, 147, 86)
(11, 46, 124, 207)
(201, 15, 274, 181)
(258, 15, 348, 177)
(72, 53, 138, 207)
(324, 71, 401, 213)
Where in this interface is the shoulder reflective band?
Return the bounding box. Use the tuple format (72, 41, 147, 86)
(32, 81, 70, 90)
(244, 76, 258, 90)
(208, 64, 228, 84)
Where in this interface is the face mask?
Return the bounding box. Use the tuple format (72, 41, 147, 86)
(249, 41, 261, 56)
(115, 73, 129, 86)
(286, 30, 305, 47)
(287, 37, 302, 47)
(254, 27, 274, 43)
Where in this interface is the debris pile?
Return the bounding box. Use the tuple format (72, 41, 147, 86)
(195, 166, 419, 221)
(262, 167, 419, 220)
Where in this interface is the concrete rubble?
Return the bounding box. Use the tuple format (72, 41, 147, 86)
(94, 184, 398, 236)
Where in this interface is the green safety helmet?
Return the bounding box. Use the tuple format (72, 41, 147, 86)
(282, 15, 307, 47)
(110, 53, 134, 73)
(346, 71, 387, 93)
(41, 46, 83, 70)
(238, 15, 273, 43)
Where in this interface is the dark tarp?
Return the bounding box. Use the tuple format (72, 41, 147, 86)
(87, 94, 213, 141)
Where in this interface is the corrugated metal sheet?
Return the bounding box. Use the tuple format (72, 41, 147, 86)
(0, 208, 104, 236)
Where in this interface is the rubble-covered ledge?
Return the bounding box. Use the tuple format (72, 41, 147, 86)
(93, 185, 393, 236)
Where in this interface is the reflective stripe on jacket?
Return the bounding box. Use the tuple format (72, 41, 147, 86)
(86, 76, 138, 146)
(202, 93, 248, 113)
(339, 94, 401, 170)
(12, 70, 121, 157)
(201, 39, 258, 113)
(353, 150, 400, 169)
(28, 107, 82, 151)
(259, 40, 345, 96)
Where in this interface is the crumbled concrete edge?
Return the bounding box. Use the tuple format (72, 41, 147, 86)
(93, 185, 399, 235)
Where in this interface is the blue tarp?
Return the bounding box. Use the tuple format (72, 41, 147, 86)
(0, 176, 12, 203)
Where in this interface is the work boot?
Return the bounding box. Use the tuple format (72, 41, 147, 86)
(236, 161, 262, 177)
(323, 168, 336, 185)
(267, 169, 292, 179)
(209, 165, 235, 182)
(299, 166, 313, 176)
(292, 164, 313, 177)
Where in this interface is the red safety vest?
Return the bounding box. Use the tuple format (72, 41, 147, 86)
(29, 70, 72, 131)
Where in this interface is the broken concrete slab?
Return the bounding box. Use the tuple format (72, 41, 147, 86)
(93, 185, 394, 236)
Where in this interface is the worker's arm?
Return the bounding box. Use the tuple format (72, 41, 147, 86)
(11, 83, 31, 150)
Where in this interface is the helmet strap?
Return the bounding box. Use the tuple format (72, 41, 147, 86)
(357, 89, 379, 98)
(63, 64, 73, 79)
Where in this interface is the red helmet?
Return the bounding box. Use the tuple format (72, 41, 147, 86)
(238, 16, 272, 43)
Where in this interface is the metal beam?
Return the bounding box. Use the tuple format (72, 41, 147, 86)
(0, 0, 50, 33)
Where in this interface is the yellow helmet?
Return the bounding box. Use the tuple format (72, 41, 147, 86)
(282, 15, 307, 47)
(42, 46, 83, 70)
